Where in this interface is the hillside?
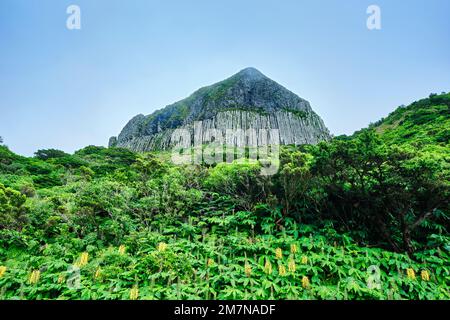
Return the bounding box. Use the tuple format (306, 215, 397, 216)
(110, 68, 330, 152)
(0, 93, 448, 300)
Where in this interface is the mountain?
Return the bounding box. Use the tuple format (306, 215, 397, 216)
(109, 68, 330, 152)
(368, 92, 449, 147)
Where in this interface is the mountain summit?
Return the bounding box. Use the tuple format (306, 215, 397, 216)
(109, 68, 330, 151)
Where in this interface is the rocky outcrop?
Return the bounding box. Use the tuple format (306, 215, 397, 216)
(110, 67, 331, 151)
(108, 136, 118, 148)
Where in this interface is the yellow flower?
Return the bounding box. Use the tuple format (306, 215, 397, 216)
(275, 248, 283, 259)
(157, 242, 167, 252)
(421, 270, 430, 281)
(301, 256, 308, 265)
(118, 245, 126, 255)
(79, 252, 89, 267)
(302, 276, 310, 289)
(406, 268, 416, 280)
(57, 274, 65, 284)
(0, 266, 7, 278)
(130, 285, 139, 300)
(94, 267, 102, 279)
(278, 264, 287, 276)
(29, 270, 41, 284)
(290, 244, 298, 254)
(244, 264, 252, 277)
(264, 260, 273, 275)
(207, 258, 214, 267)
(288, 259, 296, 273)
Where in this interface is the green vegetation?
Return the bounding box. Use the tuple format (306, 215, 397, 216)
(0, 93, 448, 300)
(144, 103, 191, 133)
(282, 108, 308, 118)
(216, 106, 270, 116)
(203, 74, 239, 104)
(368, 93, 450, 148)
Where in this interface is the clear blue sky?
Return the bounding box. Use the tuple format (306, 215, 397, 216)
(1, 0, 449, 156)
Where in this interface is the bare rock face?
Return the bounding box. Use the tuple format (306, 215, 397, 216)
(109, 68, 331, 151)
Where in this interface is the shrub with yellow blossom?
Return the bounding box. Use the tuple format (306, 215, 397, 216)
(57, 274, 65, 284)
(301, 256, 308, 265)
(290, 244, 298, 254)
(406, 268, 416, 280)
(130, 285, 139, 300)
(302, 276, 310, 289)
(79, 252, 89, 267)
(275, 248, 283, 259)
(288, 259, 296, 273)
(94, 267, 102, 280)
(278, 264, 287, 276)
(29, 270, 41, 284)
(264, 260, 273, 275)
(0, 266, 6, 278)
(157, 242, 167, 252)
(118, 245, 126, 255)
(244, 263, 252, 277)
(421, 270, 430, 281)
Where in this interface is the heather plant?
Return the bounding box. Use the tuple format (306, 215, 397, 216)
(0, 94, 448, 300)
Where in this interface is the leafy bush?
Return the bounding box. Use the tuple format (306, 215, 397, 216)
(34, 149, 69, 160)
(204, 162, 268, 210)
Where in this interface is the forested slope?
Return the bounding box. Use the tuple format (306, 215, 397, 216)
(0, 93, 448, 300)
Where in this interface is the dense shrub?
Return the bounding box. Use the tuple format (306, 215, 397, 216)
(204, 162, 268, 210)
